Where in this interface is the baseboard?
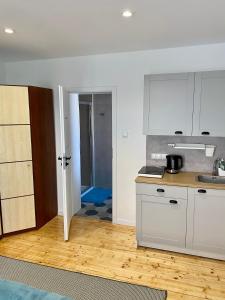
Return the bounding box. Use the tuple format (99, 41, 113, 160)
(138, 240, 225, 261)
(115, 218, 135, 227)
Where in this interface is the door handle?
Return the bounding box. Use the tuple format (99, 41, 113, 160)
(58, 156, 71, 160)
(58, 156, 62, 166)
(58, 156, 71, 167)
(175, 131, 183, 135)
(201, 131, 210, 135)
(64, 156, 71, 168)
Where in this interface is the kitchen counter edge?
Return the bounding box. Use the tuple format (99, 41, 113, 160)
(135, 171, 225, 190)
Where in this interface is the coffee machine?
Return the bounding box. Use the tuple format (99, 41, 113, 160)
(166, 155, 183, 174)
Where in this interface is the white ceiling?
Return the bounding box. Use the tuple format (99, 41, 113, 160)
(0, 0, 225, 62)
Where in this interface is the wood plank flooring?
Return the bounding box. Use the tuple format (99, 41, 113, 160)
(0, 216, 225, 300)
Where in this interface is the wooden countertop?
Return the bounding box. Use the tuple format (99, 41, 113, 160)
(135, 171, 225, 190)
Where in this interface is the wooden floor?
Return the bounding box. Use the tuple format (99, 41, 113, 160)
(0, 216, 225, 300)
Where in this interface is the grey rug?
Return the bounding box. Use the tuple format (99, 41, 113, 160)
(0, 256, 167, 300)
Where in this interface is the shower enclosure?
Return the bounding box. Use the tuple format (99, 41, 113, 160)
(79, 93, 112, 193)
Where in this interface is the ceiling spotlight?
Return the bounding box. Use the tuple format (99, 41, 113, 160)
(4, 27, 14, 34)
(122, 10, 133, 18)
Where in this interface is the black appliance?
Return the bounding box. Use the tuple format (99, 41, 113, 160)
(166, 155, 183, 174)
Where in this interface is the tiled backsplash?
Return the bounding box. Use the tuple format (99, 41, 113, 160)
(146, 136, 225, 173)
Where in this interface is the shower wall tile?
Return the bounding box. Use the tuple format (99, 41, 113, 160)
(146, 136, 225, 173)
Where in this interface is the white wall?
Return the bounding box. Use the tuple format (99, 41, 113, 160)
(0, 61, 6, 83)
(4, 42, 225, 225)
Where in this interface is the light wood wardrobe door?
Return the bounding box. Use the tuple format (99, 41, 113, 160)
(0, 125, 32, 163)
(1, 196, 36, 233)
(0, 210, 2, 237)
(0, 162, 34, 199)
(0, 86, 30, 124)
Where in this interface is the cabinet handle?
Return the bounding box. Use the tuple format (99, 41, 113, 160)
(201, 131, 210, 135)
(175, 131, 183, 135)
(157, 188, 165, 193)
(198, 189, 207, 193)
(169, 200, 178, 204)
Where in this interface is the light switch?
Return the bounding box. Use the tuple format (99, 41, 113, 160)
(122, 131, 128, 138)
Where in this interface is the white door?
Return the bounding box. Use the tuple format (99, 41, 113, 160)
(58, 86, 81, 241)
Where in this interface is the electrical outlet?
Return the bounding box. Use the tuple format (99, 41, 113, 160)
(151, 153, 156, 159)
(151, 153, 168, 160)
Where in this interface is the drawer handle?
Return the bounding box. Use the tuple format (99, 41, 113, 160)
(201, 131, 210, 135)
(175, 131, 183, 135)
(157, 188, 165, 193)
(198, 189, 207, 193)
(169, 200, 178, 204)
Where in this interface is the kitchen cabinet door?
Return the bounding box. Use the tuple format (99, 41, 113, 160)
(1, 196, 36, 234)
(137, 194, 187, 247)
(0, 125, 32, 163)
(189, 188, 225, 255)
(193, 71, 225, 137)
(0, 161, 34, 199)
(143, 73, 194, 135)
(0, 86, 30, 125)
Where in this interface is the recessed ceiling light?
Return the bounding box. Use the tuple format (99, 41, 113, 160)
(122, 10, 133, 18)
(4, 27, 14, 34)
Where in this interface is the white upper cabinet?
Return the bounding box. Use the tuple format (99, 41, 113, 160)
(143, 73, 194, 136)
(193, 71, 225, 137)
(143, 70, 225, 137)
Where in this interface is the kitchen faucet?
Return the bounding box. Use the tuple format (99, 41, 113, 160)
(213, 158, 224, 176)
(213, 158, 219, 175)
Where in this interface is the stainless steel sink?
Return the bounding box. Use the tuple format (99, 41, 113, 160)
(197, 175, 225, 184)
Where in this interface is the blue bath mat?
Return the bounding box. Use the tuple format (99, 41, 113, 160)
(82, 188, 112, 204)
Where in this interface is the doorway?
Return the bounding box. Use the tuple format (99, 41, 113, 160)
(59, 86, 116, 240)
(76, 93, 113, 221)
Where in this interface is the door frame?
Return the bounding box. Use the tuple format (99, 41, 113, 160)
(63, 85, 117, 224)
(79, 101, 94, 188)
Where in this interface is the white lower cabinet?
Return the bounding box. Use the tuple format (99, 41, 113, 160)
(137, 183, 225, 260)
(137, 195, 187, 248)
(187, 188, 225, 256)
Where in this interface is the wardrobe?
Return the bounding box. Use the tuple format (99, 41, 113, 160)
(0, 85, 58, 238)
